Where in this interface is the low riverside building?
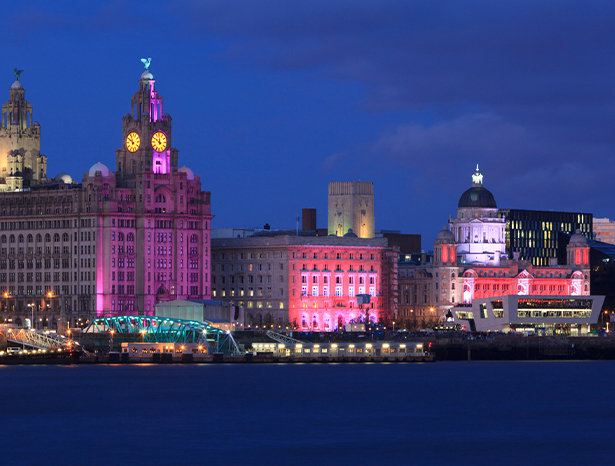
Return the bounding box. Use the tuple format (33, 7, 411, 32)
(155, 299, 236, 331)
(211, 234, 398, 330)
(451, 295, 605, 335)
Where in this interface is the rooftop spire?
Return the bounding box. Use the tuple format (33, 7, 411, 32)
(472, 164, 483, 186)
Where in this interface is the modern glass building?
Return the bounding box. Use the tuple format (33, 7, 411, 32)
(498, 209, 593, 266)
(452, 294, 604, 335)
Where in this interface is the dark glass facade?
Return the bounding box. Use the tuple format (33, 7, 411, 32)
(498, 209, 592, 266)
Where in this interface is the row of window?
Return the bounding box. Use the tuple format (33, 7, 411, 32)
(110, 232, 134, 241)
(212, 287, 279, 298)
(1, 233, 71, 243)
(299, 264, 375, 272)
(145, 259, 199, 269)
(301, 275, 375, 285)
(0, 219, 78, 230)
(0, 272, 74, 283)
(0, 258, 71, 269)
(214, 252, 280, 260)
(213, 275, 281, 285)
(213, 263, 282, 272)
(299, 285, 376, 298)
(294, 252, 378, 260)
(111, 272, 136, 281)
(111, 258, 136, 268)
(0, 285, 62, 296)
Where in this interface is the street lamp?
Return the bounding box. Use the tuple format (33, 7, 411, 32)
(109, 329, 115, 352)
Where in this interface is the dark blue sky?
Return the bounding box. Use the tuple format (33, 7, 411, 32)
(3, 1, 615, 248)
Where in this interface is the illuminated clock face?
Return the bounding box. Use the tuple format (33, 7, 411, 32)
(126, 132, 140, 152)
(151, 131, 167, 152)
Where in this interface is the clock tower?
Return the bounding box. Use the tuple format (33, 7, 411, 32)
(116, 59, 178, 187)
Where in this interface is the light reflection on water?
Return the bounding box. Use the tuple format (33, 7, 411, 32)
(1, 361, 613, 466)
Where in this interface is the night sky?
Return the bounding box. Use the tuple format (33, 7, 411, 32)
(3, 1, 615, 248)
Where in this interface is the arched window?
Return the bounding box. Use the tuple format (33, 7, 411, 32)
(118, 233, 124, 241)
(36, 234, 42, 242)
(62, 233, 69, 242)
(54, 233, 60, 242)
(18, 235, 24, 243)
(190, 234, 198, 243)
(127, 233, 134, 242)
(45, 234, 51, 242)
(1, 235, 6, 244)
(27, 235, 33, 243)
(9, 235, 15, 243)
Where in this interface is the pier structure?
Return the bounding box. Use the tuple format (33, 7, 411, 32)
(82, 315, 241, 354)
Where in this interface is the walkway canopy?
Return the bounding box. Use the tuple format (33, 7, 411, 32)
(83, 316, 241, 353)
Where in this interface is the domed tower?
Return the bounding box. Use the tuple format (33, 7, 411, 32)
(115, 59, 177, 188)
(449, 166, 506, 265)
(433, 226, 456, 266)
(567, 229, 590, 268)
(0, 70, 47, 191)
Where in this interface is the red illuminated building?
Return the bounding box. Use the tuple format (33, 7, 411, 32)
(211, 234, 398, 330)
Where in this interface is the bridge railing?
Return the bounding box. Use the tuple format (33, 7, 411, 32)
(2, 328, 79, 351)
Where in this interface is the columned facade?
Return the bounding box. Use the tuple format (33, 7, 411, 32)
(0, 64, 213, 330)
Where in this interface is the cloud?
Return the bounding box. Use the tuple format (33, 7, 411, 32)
(368, 112, 615, 214)
(175, 1, 615, 136)
(319, 152, 348, 173)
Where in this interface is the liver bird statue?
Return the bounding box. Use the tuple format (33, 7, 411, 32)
(141, 58, 152, 71)
(13, 68, 23, 81)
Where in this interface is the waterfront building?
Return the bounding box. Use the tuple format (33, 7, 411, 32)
(0, 64, 212, 330)
(452, 294, 604, 335)
(497, 209, 592, 266)
(397, 168, 592, 323)
(328, 181, 375, 238)
(592, 217, 615, 245)
(211, 234, 398, 330)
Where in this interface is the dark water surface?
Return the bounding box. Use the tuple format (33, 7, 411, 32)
(1, 361, 613, 465)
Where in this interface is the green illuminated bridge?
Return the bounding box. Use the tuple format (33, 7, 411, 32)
(83, 316, 242, 354)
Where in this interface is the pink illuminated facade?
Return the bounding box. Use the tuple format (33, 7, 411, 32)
(0, 66, 212, 330)
(87, 66, 213, 317)
(211, 235, 398, 330)
(287, 239, 398, 330)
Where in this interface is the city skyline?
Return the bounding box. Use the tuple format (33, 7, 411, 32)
(3, 1, 615, 243)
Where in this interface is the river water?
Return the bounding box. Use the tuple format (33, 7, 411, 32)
(1, 361, 613, 465)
